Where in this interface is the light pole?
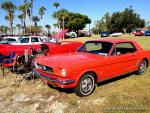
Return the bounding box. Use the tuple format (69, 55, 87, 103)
(130, 5, 133, 32)
(62, 16, 65, 39)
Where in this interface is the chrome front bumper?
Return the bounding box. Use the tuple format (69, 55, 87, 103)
(32, 69, 74, 84)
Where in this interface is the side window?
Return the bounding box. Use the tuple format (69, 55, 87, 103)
(6, 38, 16, 42)
(31, 37, 39, 42)
(20, 38, 29, 43)
(112, 42, 136, 55)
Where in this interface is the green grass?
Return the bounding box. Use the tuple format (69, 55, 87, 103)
(0, 35, 150, 113)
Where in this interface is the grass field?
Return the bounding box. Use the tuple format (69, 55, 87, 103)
(0, 35, 150, 113)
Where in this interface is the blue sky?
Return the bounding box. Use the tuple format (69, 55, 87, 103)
(0, 0, 150, 30)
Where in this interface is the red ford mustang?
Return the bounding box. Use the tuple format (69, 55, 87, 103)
(33, 39, 150, 97)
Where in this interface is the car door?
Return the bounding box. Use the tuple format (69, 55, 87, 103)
(100, 42, 138, 80)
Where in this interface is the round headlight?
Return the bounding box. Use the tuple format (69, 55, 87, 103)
(61, 69, 66, 77)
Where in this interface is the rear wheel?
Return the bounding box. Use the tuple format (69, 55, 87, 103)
(136, 60, 147, 75)
(74, 73, 96, 97)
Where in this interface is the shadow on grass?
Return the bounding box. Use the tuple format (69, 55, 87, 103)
(47, 72, 137, 95)
(47, 84, 74, 94)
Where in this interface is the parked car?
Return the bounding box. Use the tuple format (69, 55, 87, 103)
(11, 36, 42, 45)
(83, 31, 92, 37)
(3, 36, 23, 44)
(78, 31, 91, 37)
(100, 31, 109, 37)
(144, 30, 150, 36)
(134, 30, 144, 36)
(0, 30, 72, 56)
(111, 32, 122, 37)
(65, 32, 77, 38)
(33, 39, 150, 97)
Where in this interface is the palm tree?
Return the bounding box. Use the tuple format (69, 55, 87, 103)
(19, 2, 31, 34)
(0, 26, 5, 34)
(18, 14, 24, 33)
(52, 8, 69, 29)
(4, 26, 9, 35)
(0, 25, 9, 35)
(16, 24, 22, 34)
(53, 2, 60, 9)
(38, 6, 46, 20)
(45, 25, 51, 34)
(32, 16, 40, 28)
(38, 6, 46, 31)
(1, 1, 16, 35)
(53, 2, 60, 29)
(5, 15, 15, 35)
(18, 14, 24, 27)
(13, 27, 16, 35)
(30, 0, 33, 16)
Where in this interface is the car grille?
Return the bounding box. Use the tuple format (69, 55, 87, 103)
(37, 63, 53, 74)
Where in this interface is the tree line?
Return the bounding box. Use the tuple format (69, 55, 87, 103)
(92, 7, 146, 34)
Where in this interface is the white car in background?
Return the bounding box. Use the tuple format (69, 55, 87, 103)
(66, 31, 77, 38)
(11, 36, 43, 45)
(111, 32, 122, 37)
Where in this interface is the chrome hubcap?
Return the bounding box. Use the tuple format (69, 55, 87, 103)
(140, 62, 146, 74)
(81, 75, 94, 94)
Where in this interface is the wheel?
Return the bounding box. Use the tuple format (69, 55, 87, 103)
(74, 73, 96, 97)
(136, 60, 147, 75)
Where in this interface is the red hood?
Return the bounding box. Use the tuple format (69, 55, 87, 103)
(35, 52, 105, 69)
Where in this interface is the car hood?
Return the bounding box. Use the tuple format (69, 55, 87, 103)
(35, 52, 105, 68)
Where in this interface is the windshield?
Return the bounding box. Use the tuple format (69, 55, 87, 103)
(77, 41, 113, 56)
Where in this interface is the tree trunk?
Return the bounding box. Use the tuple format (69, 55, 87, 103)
(10, 21, 13, 35)
(76, 30, 79, 37)
(21, 20, 24, 34)
(23, 17, 26, 35)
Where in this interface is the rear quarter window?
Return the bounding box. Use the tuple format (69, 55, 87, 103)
(116, 43, 134, 48)
(114, 42, 137, 55)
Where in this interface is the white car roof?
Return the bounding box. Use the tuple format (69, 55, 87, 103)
(28, 36, 41, 38)
(4, 36, 22, 40)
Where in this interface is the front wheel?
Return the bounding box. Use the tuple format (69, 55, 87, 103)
(74, 73, 96, 97)
(136, 60, 147, 75)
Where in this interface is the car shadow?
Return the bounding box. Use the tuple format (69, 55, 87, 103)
(47, 84, 74, 94)
(47, 72, 136, 95)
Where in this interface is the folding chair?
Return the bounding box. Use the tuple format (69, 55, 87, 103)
(13, 55, 36, 86)
(1, 53, 18, 76)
